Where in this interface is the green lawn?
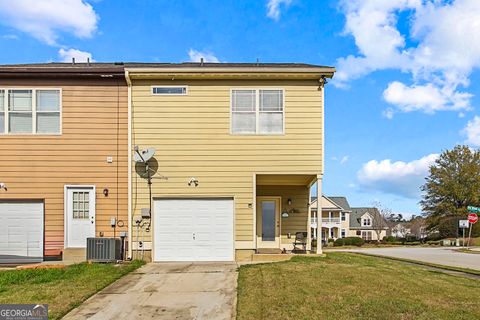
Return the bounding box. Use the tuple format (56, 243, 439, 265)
(237, 253, 480, 320)
(0, 260, 144, 320)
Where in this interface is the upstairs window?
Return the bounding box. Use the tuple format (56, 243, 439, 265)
(0, 88, 61, 135)
(362, 217, 372, 226)
(152, 86, 187, 95)
(341, 212, 346, 221)
(231, 89, 284, 134)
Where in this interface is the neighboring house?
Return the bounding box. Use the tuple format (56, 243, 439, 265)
(389, 222, 411, 238)
(408, 218, 428, 240)
(349, 207, 389, 241)
(0, 63, 128, 263)
(126, 62, 335, 261)
(310, 196, 351, 243)
(388, 218, 428, 240)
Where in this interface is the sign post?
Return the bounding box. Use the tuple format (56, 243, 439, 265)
(459, 220, 469, 247)
(466, 212, 478, 249)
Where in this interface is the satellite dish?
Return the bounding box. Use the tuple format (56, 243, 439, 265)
(134, 147, 156, 163)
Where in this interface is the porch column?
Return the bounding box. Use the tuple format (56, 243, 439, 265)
(307, 191, 312, 252)
(316, 175, 323, 254)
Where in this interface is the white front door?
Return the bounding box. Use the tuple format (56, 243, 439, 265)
(153, 198, 234, 262)
(66, 187, 95, 248)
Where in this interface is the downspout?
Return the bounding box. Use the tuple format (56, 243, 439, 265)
(125, 70, 133, 260)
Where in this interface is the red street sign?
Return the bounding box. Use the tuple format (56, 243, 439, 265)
(468, 213, 478, 224)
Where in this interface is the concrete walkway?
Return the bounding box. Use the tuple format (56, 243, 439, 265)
(335, 247, 480, 270)
(63, 262, 238, 320)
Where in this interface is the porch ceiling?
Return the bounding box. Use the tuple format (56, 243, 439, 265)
(256, 174, 316, 186)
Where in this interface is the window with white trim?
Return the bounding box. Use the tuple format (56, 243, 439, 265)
(341, 229, 346, 238)
(361, 231, 372, 241)
(362, 217, 372, 226)
(341, 212, 346, 221)
(0, 88, 61, 134)
(152, 86, 187, 95)
(231, 89, 284, 134)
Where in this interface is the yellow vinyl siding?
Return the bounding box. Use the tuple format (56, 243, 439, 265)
(0, 79, 128, 257)
(131, 79, 322, 247)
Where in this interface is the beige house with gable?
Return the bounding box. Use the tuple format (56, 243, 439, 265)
(126, 62, 335, 261)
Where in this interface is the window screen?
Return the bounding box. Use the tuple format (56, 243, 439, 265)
(0, 90, 4, 134)
(231, 90, 256, 134)
(231, 89, 284, 134)
(36, 90, 60, 133)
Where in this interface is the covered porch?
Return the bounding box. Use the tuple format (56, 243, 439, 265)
(255, 174, 323, 254)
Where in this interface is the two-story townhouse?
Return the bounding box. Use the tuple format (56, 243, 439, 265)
(125, 63, 335, 262)
(0, 63, 128, 263)
(310, 196, 351, 244)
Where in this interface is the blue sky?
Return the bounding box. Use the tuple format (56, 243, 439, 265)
(1, 0, 479, 217)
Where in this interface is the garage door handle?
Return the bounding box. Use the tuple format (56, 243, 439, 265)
(193, 233, 196, 240)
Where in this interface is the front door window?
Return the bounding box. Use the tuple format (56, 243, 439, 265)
(261, 201, 276, 241)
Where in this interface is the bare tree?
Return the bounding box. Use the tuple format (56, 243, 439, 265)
(371, 201, 391, 242)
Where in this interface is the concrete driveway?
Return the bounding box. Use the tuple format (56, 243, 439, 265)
(63, 262, 238, 320)
(340, 247, 480, 270)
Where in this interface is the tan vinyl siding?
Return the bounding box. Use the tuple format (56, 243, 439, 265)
(131, 79, 323, 248)
(0, 79, 128, 257)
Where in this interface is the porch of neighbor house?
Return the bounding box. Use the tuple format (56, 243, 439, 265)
(310, 196, 344, 245)
(254, 174, 323, 256)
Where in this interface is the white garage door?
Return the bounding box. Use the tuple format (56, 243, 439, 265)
(0, 201, 44, 263)
(153, 198, 234, 262)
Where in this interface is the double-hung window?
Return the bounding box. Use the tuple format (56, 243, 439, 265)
(0, 88, 61, 134)
(231, 89, 284, 134)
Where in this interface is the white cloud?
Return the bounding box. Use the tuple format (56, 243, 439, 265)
(463, 116, 480, 146)
(336, 0, 480, 116)
(340, 155, 349, 164)
(383, 81, 472, 114)
(188, 49, 220, 63)
(357, 154, 439, 198)
(266, 0, 292, 21)
(0, 0, 98, 45)
(58, 48, 93, 62)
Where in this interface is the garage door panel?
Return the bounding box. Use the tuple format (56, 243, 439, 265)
(153, 198, 233, 262)
(0, 201, 44, 263)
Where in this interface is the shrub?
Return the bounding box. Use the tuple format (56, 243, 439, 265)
(383, 236, 396, 243)
(343, 237, 364, 246)
(333, 238, 345, 246)
(328, 238, 335, 243)
(426, 240, 440, 246)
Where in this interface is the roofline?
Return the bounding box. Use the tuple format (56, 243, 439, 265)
(125, 66, 336, 78)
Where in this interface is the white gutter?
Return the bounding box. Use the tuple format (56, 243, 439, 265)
(125, 70, 133, 260)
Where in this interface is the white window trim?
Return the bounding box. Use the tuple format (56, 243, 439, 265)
(0, 87, 62, 136)
(151, 85, 188, 96)
(341, 229, 346, 238)
(230, 88, 285, 136)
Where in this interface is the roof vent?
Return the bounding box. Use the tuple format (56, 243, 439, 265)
(72, 57, 75, 65)
(87, 57, 91, 67)
(200, 57, 204, 66)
